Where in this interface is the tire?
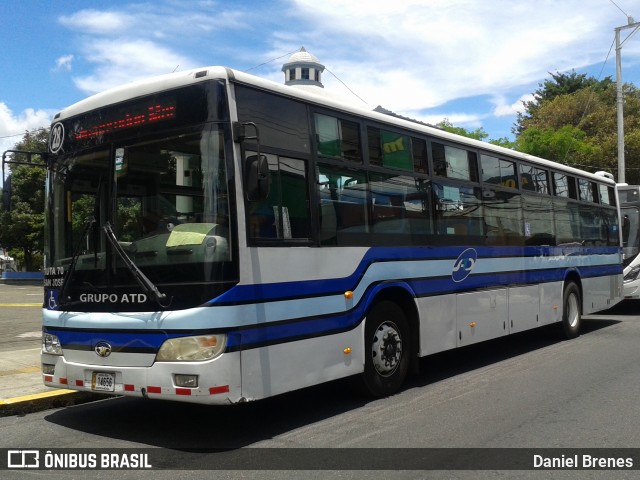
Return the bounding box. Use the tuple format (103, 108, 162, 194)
(561, 282, 582, 339)
(361, 300, 411, 397)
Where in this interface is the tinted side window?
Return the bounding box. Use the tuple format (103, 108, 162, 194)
(578, 178, 596, 202)
(412, 137, 428, 174)
(432, 143, 479, 181)
(523, 194, 555, 245)
(554, 197, 581, 245)
(235, 85, 310, 153)
(553, 173, 577, 199)
(367, 127, 413, 171)
(601, 207, 620, 246)
(433, 182, 483, 243)
(481, 155, 518, 189)
(318, 166, 434, 246)
(599, 184, 617, 207)
(520, 164, 550, 194)
(483, 188, 523, 245)
(370, 173, 433, 245)
(316, 114, 361, 163)
(247, 154, 310, 242)
(318, 165, 368, 245)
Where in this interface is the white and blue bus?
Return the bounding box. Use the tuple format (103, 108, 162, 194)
(619, 184, 640, 298)
(41, 67, 623, 403)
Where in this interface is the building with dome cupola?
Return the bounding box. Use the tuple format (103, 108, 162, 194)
(282, 47, 325, 88)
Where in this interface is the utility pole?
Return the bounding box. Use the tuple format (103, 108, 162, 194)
(616, 16, 640, 184)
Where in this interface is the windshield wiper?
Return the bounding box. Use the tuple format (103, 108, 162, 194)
(59, 216, 96, 309)
(102, 221, 172, 308)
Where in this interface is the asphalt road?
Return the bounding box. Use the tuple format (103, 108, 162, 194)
(0, 283, 43, 353)
(2, 284, 640, 479)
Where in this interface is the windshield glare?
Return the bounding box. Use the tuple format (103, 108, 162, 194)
(45, 126, 234, 310)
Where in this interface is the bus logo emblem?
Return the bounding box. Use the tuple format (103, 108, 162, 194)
(94, 341, 112, 357)
(49, 123, 65, 153)
(452, 248, 478, 283)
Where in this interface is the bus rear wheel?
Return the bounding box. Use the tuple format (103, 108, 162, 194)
(561, 282, 582, 339)
(362, 300, 410, 397)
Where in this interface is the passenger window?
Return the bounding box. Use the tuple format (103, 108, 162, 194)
(247, 154, 310, 241)
(481, 155, 518, 189)
(523, 194, 555, 245)
(483, 189, 523, 245)
(315, 114, 361, 163)
(553, 173, 577, 199)
(367, 127, 414, 171)
(520, 164, 550, 194)
(578, 178, 596, 203)
(433, 182, 483, 242)
(412, 137, 428, 174)
(318, 165, 368, 245)
(432, 143, 479, 181)
(370, 173, 433, 245)
(598, 184, 616, 206)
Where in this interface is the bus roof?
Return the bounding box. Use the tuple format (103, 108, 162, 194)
(52, 65, 616, 186)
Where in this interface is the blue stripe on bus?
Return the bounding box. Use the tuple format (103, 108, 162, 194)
(209, 245, 621, 305)
(44, 329, 183, 351)
(46, 245, 621, 353)
(46, 265, 622, 354)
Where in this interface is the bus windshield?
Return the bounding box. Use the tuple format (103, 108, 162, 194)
(45, 125, 236, 311)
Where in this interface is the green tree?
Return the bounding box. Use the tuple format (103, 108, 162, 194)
(435, 120, 515, 148)
(0, 129, 48, 271)
(516, 125, 600, 163)
(514, 71, 640, 183)
(436, 119, 489, 141)
(516, 70, 614, 135)
(489, 137, 516, 149)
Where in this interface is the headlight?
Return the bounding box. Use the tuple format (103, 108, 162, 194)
(42, 333, 63, 355)
(156, 334, 226, 362)
(624, 266, 640, 282)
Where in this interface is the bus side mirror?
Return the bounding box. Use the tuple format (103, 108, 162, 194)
(245, 155, 270, 201)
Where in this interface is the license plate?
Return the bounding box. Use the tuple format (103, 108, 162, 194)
(91, 372, 115, 392)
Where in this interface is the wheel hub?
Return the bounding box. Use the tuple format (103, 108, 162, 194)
(371, 322, 403, 376)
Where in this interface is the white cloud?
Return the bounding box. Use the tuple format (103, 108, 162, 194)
(57, 3, 247, 95)
(286, 0, 624, 126)
(492, 94, 535, 117)
(73, 40, 194, 94)
(55, 55, 74, 72)
(50, 0, 637, 139)
(424, 113, 484, 128)
(0, 103, 51, 141)
(0, 103, 52, 183)
(59, 9, 132, 34)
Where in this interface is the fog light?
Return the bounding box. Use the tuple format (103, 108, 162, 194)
(175, 374, 198, 388)
(42, 364, 55, 375)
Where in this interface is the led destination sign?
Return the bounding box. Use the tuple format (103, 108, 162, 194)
(73, 101, 176, 140)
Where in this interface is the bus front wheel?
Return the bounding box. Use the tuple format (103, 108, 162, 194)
(561, 282, 582, 339)
(362, 300, 410, 397)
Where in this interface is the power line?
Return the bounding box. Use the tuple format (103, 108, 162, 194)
(609, 0, 630, 18)
(245, 48, 369, 106)
(245, 49, 300, 72)
(0, 127, 48, 141)
(559, 30, 622, 167)
(324, 67, 368, 106)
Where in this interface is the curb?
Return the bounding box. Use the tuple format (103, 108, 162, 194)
(0, 390, 109, 417)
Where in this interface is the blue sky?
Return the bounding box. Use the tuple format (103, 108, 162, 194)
(2, 0, 640, 186)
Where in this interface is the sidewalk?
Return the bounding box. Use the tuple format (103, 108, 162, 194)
(0, 348, 102, 416)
